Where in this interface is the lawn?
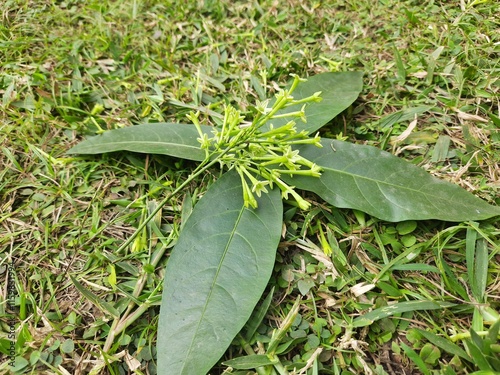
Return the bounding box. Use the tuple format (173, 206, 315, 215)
(1, 1, 499, 374)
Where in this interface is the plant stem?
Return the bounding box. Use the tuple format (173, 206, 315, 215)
(449, 330, 490, 342)
(114, 155, 219, 254)
(103, 300, 153, 352)
(103, 232, 173, 352)
(268, 355, 289, 375)
(237, 334, 269, 375)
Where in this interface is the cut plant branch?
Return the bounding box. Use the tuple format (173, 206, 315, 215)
(67, 72, 500, 375)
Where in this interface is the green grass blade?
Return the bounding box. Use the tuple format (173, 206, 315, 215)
(222, 354, 276, 370)
(436, 253, 470, 301)
(474, 238, 489, 303)
(379, 106, 432, 129)
(466, 225, 489, 303)
(244, 287, 275, 343)
(70, 276, 119, 318)
(353, 301, 456, 327)
(414, 328, 472, 361)
(400, 342, 431, 375)
(466, 226, 478, 297)
(487, 317, 500, 344)
(431, 135, 451, 163)
(393, 45, 407, 84)
(390, 263, 440, 272)
(465, 339, 493, 371)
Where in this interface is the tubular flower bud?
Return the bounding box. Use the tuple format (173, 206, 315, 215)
(194, 75, 325, 209)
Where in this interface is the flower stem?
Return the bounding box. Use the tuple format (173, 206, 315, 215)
(114, 149, 231, 254)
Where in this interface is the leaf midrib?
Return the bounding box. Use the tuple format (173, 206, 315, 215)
(320, 157, 473, 207)
(181, 205, 246, 373)
(76, 140, 201, 151)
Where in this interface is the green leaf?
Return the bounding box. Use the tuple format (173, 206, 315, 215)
(487, 318, 500, 344)
(396, 221, 417, 235)
(11, 356, 30, 373)
(414, 328, 471, 361)
(0, 339, 13, 355)
(297, 279, 315, 295)
(157, 170, 283, 375)
(379, 106, 432, 130)
(400, 342, 431, 375)
(393, 46, 406, 84)
(353, 301, 456, 327)
(390, 263, 439, 272)
(267, 72, 363, 135)
(60, 339, 75, 354)
(466, 225, 488, 303)
(70, 275, 119, 318)
(432, 135, 451, 163)
(288, 139, 500, 221)
(243, 287, 275, 343)
(222, 354, 276, 369)
(67, 123, 209, 161)
(465, 339, 493, 371)
(29, 350, 41, 366)
(376, 281, 403, 297)
(420, 343, 441, 365)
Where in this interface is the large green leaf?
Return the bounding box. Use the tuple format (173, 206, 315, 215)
(157, 170, 283, 375)
(67, 73, 363, 160)
(287, 139, 500, 222)
(266, 72, 363, 135)
(67, 123, 209, 161)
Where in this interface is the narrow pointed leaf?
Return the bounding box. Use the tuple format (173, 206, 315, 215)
(266, 72, 363, 135)
(67, 123, 210, 161)
(243, 287, 275, 342)
(222, 354, 276, 369)
(414, 329, 471, 361)
(288, 140, 500, 221)
(353, 301, 456, 328)
(157, 170, 283, 375)
(400, 342, 432, 375)
(379, 106, 432, 130)
(70, 276, 119, 318)
(465, 339, 493, 371)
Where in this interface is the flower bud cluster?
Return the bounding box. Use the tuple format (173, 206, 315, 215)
(192, 75, 323, 209)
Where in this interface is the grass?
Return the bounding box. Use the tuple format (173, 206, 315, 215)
(1, 0, 499, 374)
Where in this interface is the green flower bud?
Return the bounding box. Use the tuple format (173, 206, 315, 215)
(238, 171, 258, 209)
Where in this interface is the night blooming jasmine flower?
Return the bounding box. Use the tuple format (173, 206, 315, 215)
(191, 75, 324, 209)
